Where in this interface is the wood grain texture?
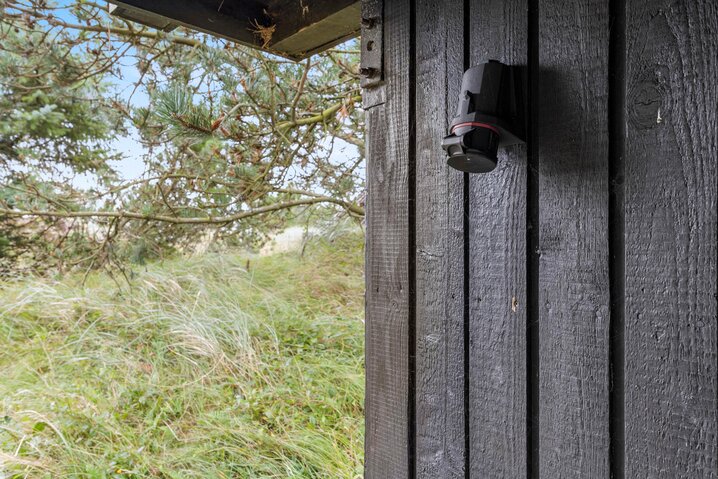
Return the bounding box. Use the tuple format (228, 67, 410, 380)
(537, 0, 611, 476)
(414, 1, 467, 477)
(467, 1, 528, 477)
(624, 1, 718, 477)
(117, 0, 261, 46)
(363, 0, 413, 477)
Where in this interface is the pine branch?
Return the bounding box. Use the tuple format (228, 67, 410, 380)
(276, 96, 362, 131)
(0, 197, 364, 225)
(9, 5, 205, 49)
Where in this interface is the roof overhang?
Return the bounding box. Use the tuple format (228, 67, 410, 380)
(107, 0, 361, 61)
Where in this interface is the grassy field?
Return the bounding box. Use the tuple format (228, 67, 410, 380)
(0, 232, 365, 478)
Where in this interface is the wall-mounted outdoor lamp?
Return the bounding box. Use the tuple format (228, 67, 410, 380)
(442, 60, 526, 173)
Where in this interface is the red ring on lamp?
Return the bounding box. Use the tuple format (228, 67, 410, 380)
(450, 122, 500, 135)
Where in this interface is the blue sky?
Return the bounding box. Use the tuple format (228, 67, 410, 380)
(50, 0, 151, 184)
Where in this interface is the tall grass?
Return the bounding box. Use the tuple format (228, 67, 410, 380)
(0, 233, 365, 478)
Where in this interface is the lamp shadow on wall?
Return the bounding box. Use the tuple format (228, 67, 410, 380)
(532, 66, 609, 177)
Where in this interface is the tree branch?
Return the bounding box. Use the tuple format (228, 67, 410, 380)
(8, 5, 205, 49)
(0, 197, 364, 225)
(276, 95, 362, 131)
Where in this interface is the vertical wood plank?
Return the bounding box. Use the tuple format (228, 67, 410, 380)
(414, 0, 467, 477)
(624, 1, 718, 477)
(363, 0, 413, 477)
(467, 1, 528, 477)
(537, 0, 611, 476)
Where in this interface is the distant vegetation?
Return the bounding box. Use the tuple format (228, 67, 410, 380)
(0, 231, 365, 478)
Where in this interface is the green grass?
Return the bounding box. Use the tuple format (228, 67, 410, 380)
(0, 232, 365, 478)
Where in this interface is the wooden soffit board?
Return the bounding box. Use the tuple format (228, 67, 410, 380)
(107, 0, 361, 60)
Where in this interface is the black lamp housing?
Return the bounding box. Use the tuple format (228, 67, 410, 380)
(442, 60, 526, 173)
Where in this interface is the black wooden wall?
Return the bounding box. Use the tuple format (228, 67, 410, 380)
(362, 0, 717, 477)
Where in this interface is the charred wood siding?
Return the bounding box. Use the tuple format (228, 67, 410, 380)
(364, 0, 412, 477)
(363, 0, 718, 477)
